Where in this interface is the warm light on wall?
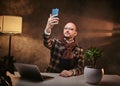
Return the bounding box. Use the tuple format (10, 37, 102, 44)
(78, 17, 114, 38)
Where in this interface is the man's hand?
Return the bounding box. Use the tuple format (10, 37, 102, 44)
(45, 14, 59, 33)
(60, 70, 73, 77)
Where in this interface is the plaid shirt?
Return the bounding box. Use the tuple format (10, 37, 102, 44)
(43, 33, 84, 75)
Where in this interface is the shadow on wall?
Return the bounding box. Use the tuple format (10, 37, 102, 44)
(101, 26, 120, 75)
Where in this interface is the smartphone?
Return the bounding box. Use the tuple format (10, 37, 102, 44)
(52, 8, 59, 17)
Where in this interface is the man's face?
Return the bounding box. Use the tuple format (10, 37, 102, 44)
(63, 23, 77, 39)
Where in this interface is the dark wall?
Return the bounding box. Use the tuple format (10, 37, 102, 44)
(0, 0, 120, 74)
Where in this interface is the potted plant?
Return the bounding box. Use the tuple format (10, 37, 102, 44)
(84, 47, 104, 84)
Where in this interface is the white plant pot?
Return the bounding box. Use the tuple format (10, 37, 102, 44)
(84, 66, 104, 84)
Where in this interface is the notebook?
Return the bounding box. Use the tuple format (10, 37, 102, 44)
(14, 63, 54, 82)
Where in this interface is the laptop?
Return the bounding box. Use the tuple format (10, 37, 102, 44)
(14, 63, 54, 82)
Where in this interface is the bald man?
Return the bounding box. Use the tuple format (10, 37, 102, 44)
(43, 14, 84, 77)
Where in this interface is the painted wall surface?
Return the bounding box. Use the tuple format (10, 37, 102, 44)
(0, 0, 120, 74)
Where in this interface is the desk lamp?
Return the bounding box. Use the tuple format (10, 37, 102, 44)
(0, 15, 22, 57)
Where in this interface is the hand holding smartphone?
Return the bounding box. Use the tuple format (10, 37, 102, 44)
(52, 8, 59, 17)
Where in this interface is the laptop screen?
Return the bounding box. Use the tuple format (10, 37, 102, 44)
(14, 63, 44, 82)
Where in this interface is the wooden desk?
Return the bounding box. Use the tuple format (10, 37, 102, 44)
(10, 72, 120, 86)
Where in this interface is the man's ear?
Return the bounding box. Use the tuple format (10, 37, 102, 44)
(74, 31, 77, 36)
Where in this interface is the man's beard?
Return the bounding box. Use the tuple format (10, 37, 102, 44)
(64, 33, 71, 39)
(64, 36, 70, 39)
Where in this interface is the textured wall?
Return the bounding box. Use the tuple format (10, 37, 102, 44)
(0, 0, 120, 74)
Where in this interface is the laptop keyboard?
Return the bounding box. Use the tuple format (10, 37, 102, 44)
(42, 75, 54, 80)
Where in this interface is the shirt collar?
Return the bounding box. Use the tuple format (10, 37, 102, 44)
(64, 37, 74, 44)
